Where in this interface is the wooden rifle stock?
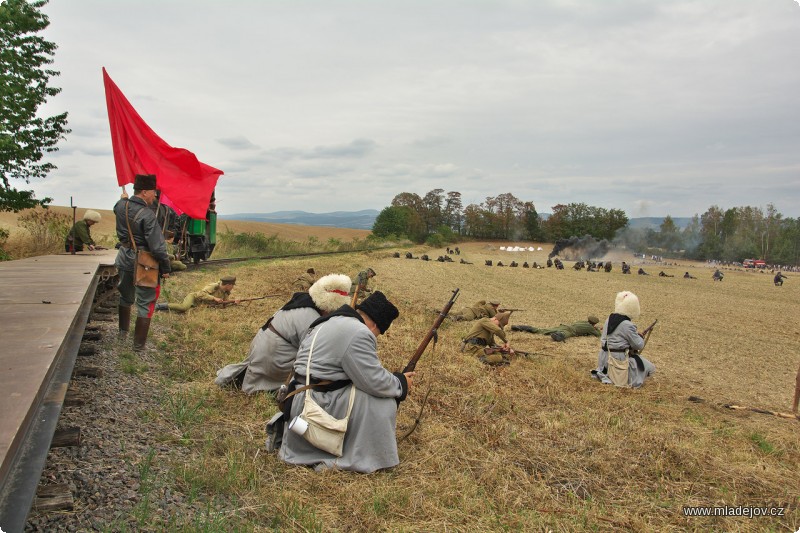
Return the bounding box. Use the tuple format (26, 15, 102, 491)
(628, 320, 658, 365)
(640, 319, 658, 348)
(350, 278, 368, 307)
(402, 288, 460, 373)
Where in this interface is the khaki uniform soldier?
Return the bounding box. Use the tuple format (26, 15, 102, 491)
(461, 312, 514, 365)
(65, 210, 101, 252)
(450, 300, 501, 321)
(292, 268, 317, 292)
(350, 267, 376, 298)
(512, 316, 601, 342)
(156, 276, 239, 312)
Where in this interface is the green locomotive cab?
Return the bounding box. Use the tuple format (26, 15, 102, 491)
(185, 211, 216, 264)
(172, 190, 217, 265)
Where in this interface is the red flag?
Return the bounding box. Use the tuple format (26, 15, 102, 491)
(103, 67, 223, 219)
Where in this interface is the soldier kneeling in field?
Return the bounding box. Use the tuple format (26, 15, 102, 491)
(460, 312, 518, 365)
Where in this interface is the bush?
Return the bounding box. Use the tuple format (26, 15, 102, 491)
(18, 208, 72, 255)
(213, 229, 304, 257)
(425, 233, 444, 247)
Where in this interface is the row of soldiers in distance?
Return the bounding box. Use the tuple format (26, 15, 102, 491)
(393, 252, 731, 281)
(396, 251, 790, 285)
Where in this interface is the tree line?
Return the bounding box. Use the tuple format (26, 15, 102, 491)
(629, 204, 800, 266)
(371, 189, 628, 245)
(372, 190, 799, 266)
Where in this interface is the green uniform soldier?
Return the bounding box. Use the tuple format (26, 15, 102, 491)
(350, 267, 376, 298)
(65, 210, 101, 252)
(292, 268, 316, 292)
(449, 300, 501, 321)
(156, 276, 239, 312)
(461, 312, 514, 365)
(511, 316, 601, 342)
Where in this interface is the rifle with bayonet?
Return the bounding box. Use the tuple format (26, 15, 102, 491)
(213, 293, 282, 308)
(397, 288, 460, 442)
(402, 288, 460, 373)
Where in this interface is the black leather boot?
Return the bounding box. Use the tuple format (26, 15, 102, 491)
(133, 316, 151, 352)
(118, 305, 132, 340)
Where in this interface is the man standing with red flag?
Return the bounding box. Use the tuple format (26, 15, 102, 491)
(114, 174, 171, 351)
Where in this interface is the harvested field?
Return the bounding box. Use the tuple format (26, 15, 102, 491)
(147, 243, 800, 531)
(136, 242, 799, 531)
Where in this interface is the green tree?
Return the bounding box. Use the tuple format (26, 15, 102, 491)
(522, 201, 542, 241)
(659, 215, 682, 252)
(443, 191, 463, 234)
(1, 0, 69, 211)
(372, 205, 425, 243)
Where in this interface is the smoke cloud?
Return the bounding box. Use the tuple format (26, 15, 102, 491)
(549, 235, 610, 260)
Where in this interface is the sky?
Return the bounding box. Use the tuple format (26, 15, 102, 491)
(24, 0, 800, 218)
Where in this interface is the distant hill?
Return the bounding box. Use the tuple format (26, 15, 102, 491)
(220, 210, 379, 230)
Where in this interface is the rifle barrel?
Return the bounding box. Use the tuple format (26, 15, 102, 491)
(402, 288, 459, 373)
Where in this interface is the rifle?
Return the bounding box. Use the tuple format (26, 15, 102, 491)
(213, 293, 282, 307)
(500, 308, 525, 313)
(350, 274, 371, 307)
(350, 281, 364, 308)
(629, 319, 657, 371)
(639, 319, 658, 347)
(484, 345, 532, 358)
(402, 288, 460, 373)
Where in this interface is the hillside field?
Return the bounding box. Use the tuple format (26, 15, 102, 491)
(141, 241, 799, 531)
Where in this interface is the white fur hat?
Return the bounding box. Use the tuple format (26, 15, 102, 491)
(309, 273, 352, 313)
(614, 291, 640, 320)
(83, 210, 101, 222)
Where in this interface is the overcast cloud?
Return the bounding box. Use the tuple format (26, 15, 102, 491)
(25, 0, 800, 218)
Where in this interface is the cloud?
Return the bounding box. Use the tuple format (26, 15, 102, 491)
(216, 136, 259, 150)
(27, 0, 800, 217)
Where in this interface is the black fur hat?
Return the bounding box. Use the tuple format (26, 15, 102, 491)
(357, 291, 399, 334)
(133, 174, 157, 191)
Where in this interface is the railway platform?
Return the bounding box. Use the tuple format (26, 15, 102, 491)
(0, 250, 116, 533)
